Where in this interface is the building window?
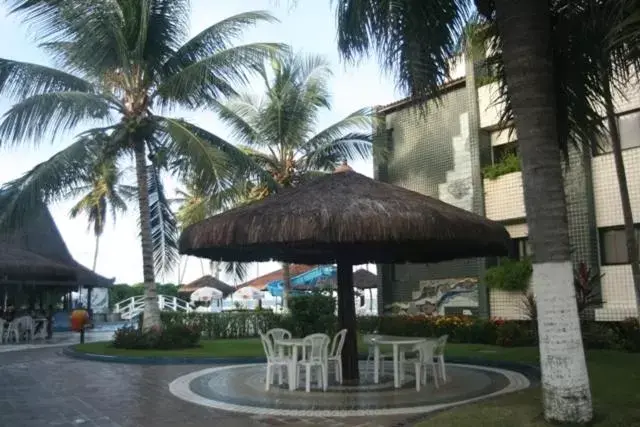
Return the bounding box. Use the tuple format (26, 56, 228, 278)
(596, 110, 640, 154)
(512, 237, 533, 260)
(492, 141, 518, 165)
(599, 226, 640, 265)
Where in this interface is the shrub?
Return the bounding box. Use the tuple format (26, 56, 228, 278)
(482, 152, 521, 180)
(574, 262, 604, 315)
(495, 321, 536, 347)
(112, 323, 201, 350)
(160, 311, 286, 339)
(581, 322, 620, 350)
(613, 318, 640, 352)
(484, 258, 532, 291)
(288, 292, 336, 337)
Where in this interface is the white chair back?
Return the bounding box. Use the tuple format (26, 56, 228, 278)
(435, 334, 449, 356)
(259, 331, 277, 360)
(266, 328, 291, 346)
(302, 333, 330, 363)
(329, 329, 347, 358)
(414, 341, 438, 364)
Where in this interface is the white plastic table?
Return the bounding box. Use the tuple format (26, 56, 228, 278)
(369, 335, 435, 388)
(274, 338, 306, 391)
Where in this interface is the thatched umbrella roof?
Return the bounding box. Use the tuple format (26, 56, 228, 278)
(179, 165, 511, 383)
(0, 244, 77, 282)
(179, 169, 511, 264)
(179, 275, 235, 297)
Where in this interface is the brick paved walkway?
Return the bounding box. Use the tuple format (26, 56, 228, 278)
(0, 348, 412, 427)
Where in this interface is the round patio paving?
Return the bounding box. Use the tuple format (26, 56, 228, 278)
(169, 361, 531, 417)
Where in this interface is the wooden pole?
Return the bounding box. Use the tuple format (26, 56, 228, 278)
(337, 262, 359, 382)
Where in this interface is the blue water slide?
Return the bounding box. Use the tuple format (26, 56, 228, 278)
(266, 265, 337, 297)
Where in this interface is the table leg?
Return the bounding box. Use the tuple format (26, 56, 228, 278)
(288, 346, 298, 391)
(393, 344, 400, 389)
(374, 345, 380, 384)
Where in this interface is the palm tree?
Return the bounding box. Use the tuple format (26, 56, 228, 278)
(334, 0, 592, 422)
(576, 0, 640, 314)
(0, 1, 283, 330)
(214, 52, 373, 307)
(68, 154, 135, 271)
(172, 176, 252, 284)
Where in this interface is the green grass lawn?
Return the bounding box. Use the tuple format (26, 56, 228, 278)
(416, 349, 640, 427)
(74, 338, 537, 361)
(74, 339, 640, 426)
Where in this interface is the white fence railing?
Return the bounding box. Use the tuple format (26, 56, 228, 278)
(114, 295, 193, 320)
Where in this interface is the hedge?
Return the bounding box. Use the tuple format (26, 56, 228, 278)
(158, 312, 640, 352)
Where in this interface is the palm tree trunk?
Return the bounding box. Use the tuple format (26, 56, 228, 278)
(494, 0, 592, 423)
(282, 262, 291, 310)
(92, 235, 100, 271)
(602, 74, 640, 314)
(133, 141, 161, 330)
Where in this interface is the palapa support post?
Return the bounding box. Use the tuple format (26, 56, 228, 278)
(337, 262, 359, 383)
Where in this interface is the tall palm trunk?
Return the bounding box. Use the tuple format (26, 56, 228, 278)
(133, 141, 161, 330)
(92, 234, 100, 271)
(282, 262, 291, 310)
(602, 74, 640, 313)
(494, 0, 592, 423)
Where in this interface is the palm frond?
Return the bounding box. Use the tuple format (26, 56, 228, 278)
(145, 164, 179, 275)
(155, 116, 278, 193)
(162, 11, 280, 75)
(209, 95, 262, 146)
(0, 91, 116, 146)
(334, 0, 471, 99)
(155, 43, 286, 108)
(223, 261, 250, 284)
(9, 0, 132, 78)
(0, 58, 94, 100)
(238, 146, 281, 172)
(300, 108, 373, 170)
(143, 0, 190, 75)
(0, 130, 104, 230)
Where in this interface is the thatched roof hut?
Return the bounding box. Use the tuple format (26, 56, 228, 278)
(179, 169, 510, 265)
(179, 165, 511, 382)
(179, 275, 235, 297)
(0, 198, 114, 287)
(0, 244, 76, 282)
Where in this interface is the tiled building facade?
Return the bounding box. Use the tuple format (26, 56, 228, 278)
(375, 58, 640, 321)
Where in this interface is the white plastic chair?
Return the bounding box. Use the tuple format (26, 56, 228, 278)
(410, 341, 439, 391)
(4, 319, 22, 343)
(328, 329, 347, 384)
(297, 333, 330, 392)
(33, 319, 48, 340)
(259, 332, 291, 391)
(434, 334, 449, 382)
(365, 334, 391, 378)
(266, 328, 292, 384)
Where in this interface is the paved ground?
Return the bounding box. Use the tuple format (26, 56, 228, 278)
(0, 347, 416, 427)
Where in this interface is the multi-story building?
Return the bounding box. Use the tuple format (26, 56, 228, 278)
(374, 56, 640, 321)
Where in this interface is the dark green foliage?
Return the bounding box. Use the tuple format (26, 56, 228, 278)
(112, 323, 201, 350)
(159, 311, 640, 353)
(481, 152, 521, 180)
(160, 311, 286, 339)
(287, 292, 337, 337)
(484, 258, 532, 291)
